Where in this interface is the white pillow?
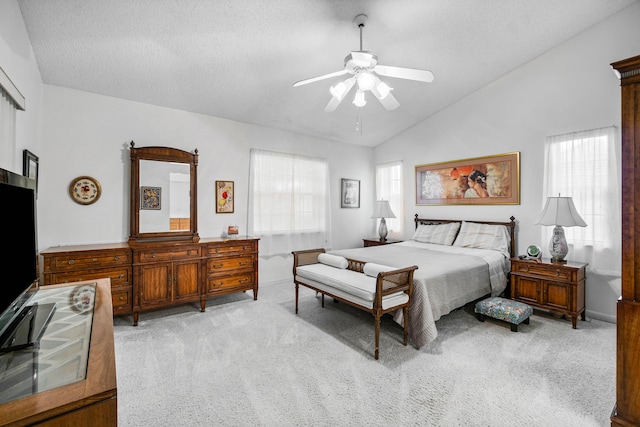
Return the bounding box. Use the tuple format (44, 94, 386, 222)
(452, 221, 510, 255)
(411, 222, 461, 246)
(363, 263, 397, 277)
(317, 253, 349, 269)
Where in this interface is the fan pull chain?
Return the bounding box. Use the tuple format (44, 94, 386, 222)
(355, 110, 363, 135)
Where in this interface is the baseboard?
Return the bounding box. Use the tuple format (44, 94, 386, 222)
(586, 310, 616, 324)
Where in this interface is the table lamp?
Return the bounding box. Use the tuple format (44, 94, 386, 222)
(372, 200, 396, 241)
(536, 195, 587, 263)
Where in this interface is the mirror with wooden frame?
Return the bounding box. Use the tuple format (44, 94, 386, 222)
(128, 141, 199, 244)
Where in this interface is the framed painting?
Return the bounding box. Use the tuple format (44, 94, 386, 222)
(216, 180, 234, 213)
(341, 178, 360, 208)
(22, 149, 39, 194)
(140, 186, 161, 210)
(415, 152, 520, 205)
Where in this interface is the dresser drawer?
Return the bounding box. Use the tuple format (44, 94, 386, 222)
(207, 255, 253, 273)
(50, 267, 132, 287)
(206, 241, 257, 256)
(206, 273, 253, 292)
(112, 288, 132, 311)
(48, 250, 131, 271)
(511, 262, 571, 281)
(136, 246, 201, 263)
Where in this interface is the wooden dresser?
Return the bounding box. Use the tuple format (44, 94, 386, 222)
(0, 278, 117, 426)
(40, 243, 133, 315)
(202, 237, 259, 300)
(41, 237, 259, 325)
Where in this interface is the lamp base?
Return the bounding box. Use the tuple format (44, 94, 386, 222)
(378, 218, 388, 241)
(549, 225, 569, 263)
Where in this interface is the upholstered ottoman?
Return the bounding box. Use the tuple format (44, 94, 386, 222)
(475, 297, 533, 332)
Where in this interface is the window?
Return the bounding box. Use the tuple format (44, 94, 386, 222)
(375, 161, 403, 236)
(0, 66, 25, 170)
(541, 126, 620, 274)
(248, 149, 331, 257)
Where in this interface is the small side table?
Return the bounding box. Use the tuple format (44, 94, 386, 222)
(363, 238, 403, 247)
(510, 257, 587, 328)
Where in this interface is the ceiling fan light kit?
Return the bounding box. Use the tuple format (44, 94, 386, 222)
(294, 14, 434, 115)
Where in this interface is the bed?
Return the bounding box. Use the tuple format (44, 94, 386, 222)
(329, 215, 516, 349)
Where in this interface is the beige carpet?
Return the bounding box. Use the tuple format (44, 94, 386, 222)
(113, 282, 616, 426)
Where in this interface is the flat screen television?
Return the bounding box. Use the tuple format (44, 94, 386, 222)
(0, 167, 54, 353)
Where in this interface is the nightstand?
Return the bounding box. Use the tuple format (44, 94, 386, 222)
(510, 258, 587, 328)
(363, 238, 402, 247)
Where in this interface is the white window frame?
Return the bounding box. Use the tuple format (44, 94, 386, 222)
(375, 160, 403, 237)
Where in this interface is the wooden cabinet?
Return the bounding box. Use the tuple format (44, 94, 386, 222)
(0, 278, 117, 426)
(41, 238, 260, 325)
(363, 238, 403, 247)
(41, 243, 133, 315)
(132, 243, 203, 325)
(611, 54, 640, 426)
(202, 237, 259, 302)
(510, 258, 587, 328)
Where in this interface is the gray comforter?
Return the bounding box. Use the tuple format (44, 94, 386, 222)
(330, 241, 509, 348)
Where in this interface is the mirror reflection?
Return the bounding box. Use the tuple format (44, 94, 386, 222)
(139, 160, 191, 233)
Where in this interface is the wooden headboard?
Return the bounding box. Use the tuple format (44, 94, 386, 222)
(414, 215, 517, 258)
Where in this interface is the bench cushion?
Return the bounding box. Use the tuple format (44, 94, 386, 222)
(474, 297, 532, 325)
(295, 263, 409, 310)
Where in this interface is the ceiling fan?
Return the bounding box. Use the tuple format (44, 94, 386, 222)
(293, 14, 434, 112)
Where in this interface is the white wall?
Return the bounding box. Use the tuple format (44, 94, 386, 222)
(374, 2, 640, 322)
(38, 85, 374, 283)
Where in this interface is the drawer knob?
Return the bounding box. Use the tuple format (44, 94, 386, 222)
(555, 272, 559, 277)
(212, 263, 223, 269)
(119, 274, 124, 279)
(68, 260, 75, 265)
(114, 256, 120, 261)
(187, 250, 192, 255)
(152, 253, 157, 258)
(239, 261, 247, 266)
(119, 295, 125, 301)
(215, 248, 220, 253)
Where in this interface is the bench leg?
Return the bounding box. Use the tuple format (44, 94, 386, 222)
(510, 323, 518, 332)
(403, 306, 409, 347)
(295, 283, 299, 314)
(321, 293, 325, 308)
(374, 314, 381, 360)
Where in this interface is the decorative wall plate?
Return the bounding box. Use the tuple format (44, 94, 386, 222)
(69, 176, 102, 205)
(526, 244, 542, 259)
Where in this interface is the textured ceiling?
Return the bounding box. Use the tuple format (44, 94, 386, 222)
(17, 0, 638, 147)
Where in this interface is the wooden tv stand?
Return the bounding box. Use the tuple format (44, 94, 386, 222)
(0, 278, 117, 426)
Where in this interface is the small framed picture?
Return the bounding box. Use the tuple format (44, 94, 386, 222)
(341, 178, 360, 208)
(23, 149, 39, 195)
(216, 180, 234, 213)
(141, 186, 161, 210)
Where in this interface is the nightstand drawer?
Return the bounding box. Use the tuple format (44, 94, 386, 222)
(512, 263, 570, 280)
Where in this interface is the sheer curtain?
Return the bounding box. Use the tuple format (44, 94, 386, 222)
(375, 161, 403, 237)
(0, 88, 16, 170)
(541, 126, 620, 275)
(248, 149, 331, 257)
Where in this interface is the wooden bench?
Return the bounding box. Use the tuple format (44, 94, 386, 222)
(292, 248, 417, 359)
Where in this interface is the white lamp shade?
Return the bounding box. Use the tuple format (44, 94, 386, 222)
(371, 200, 396, 219)
(536, 196, 587, 227)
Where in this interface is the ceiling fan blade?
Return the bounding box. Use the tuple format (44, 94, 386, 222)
(370, 76, 400, 111)
(293, 69, 349, 87)
(374, 64, 434, 83)
(324, 77, 355, 112)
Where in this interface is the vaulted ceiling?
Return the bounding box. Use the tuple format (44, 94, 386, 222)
(17, 0, 638, 147)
